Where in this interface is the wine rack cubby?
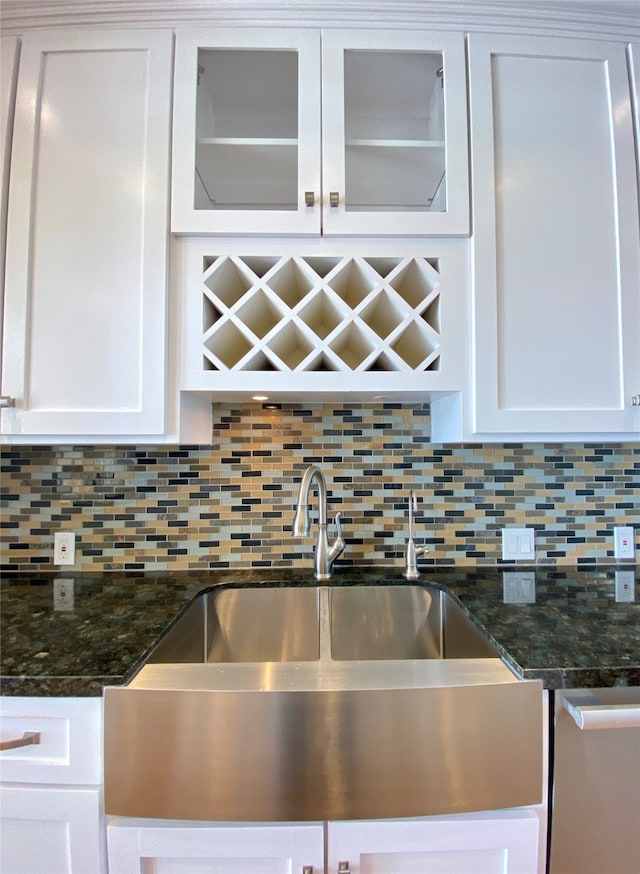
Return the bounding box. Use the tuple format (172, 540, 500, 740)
(199, 256, 443, 374)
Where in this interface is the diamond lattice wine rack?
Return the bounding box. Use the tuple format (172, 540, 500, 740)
(180, 247, 466, 399)
(201, 256, 441, 371)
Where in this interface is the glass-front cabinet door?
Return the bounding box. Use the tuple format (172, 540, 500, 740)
(322, 30, 469, 235)
(172, 28, 321, 234)
(172, 28, 468, 236)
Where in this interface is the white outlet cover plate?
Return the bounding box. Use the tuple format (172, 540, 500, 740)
(501, 527, 535, 561)
(54, 532, 76, 566)
(614, 526, 635, 560)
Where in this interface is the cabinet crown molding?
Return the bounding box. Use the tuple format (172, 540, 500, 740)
(1, 0, 638, 40)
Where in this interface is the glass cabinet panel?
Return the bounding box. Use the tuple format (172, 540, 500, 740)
(195, 49, 299, 211)
(343, 50, 445, 213)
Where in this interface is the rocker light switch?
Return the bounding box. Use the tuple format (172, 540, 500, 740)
(502, 527, 535, 561)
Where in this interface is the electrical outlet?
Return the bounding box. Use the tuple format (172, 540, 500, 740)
(53, 532, 76, 566)
(53, 578, 75, 611)
(501, 527, 535, 561)
(614, 526, 635, 560)
(615, 570, 635, 603)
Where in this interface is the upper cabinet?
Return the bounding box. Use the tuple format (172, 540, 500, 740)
(171, 28, 469, 237)
(465, 34, 640, 440)
(1, 29, 179, 442)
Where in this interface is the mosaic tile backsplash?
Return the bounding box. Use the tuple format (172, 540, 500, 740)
(1, 403, 638, 571)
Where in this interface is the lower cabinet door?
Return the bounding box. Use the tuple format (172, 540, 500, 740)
(328, 812, 540, 874)
(107, 820, 324, 874)
(0, 784, 106, 874)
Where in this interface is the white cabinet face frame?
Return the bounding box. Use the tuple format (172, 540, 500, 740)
(629, 43, 640, 214)
(1, 29, 172, 438)
(0, 35, 20, 366)
(322, 29, 469, 236)
(468, 35, 640, 437)
(172, 27, 322, 235)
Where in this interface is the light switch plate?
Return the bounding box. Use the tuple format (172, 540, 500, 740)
(503, 572, 537, 604)
(501, 527, 535, 561)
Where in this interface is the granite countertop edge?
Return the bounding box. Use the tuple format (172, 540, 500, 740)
(1, 565, 638, 698)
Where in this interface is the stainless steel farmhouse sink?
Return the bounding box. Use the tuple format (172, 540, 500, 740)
(143, 584, 498, 664)
(104, 584, 543, 823)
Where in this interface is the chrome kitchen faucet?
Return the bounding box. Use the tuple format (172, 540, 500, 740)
(292, 465, 345, 580)
(403, 490, 428, 579)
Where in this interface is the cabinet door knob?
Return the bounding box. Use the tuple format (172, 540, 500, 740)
(302, 867, 314, 874)
(304, 191, 315, 207)
(338, 863, 350, 874)
(0, 395, 16, 408)
(329, 191, 340, 208)
(0, 731, 41, 751)
(632, 395, 640, 407)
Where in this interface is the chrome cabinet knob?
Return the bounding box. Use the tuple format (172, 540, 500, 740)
(0, 396, 16, 408)
(304, 191, 315, 207)
(329, 191, 340, 207)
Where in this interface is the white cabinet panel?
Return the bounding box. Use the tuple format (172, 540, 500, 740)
(1, 29, 172, 439)
(468, 35, 640, 438)
(1, 784, 105, 874)
(0, 696, 105, 874)
(107, 821, 324, 874)
(328, 813, 540, 874)
(0, 697, 102, 786)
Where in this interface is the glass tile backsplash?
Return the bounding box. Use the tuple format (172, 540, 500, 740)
(1, 403, 637, 570)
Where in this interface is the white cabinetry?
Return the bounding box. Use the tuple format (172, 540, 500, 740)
(329, 812, 540, 874)
(175, 238, 468, 404)
(172, 28, 469, 236)
(108, 821, 324, 874)
(1, 29, 180, 443)
(108, 811, 540, 874)
(0, 696, 105, 874)
(466, 35, 640, 440)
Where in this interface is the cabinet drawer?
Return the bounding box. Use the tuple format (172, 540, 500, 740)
(0, 697, 102, 785)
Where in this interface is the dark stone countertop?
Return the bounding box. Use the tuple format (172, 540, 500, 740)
(1, 566, 639, 696)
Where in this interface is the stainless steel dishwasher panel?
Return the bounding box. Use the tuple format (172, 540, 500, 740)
(104, 679, 543, 822)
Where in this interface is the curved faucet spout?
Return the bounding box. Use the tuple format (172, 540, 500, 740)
(293, 465, 345, 580)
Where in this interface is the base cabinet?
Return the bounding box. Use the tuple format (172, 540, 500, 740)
(0, 696, 106, 874)
(107, 810, 540, 874)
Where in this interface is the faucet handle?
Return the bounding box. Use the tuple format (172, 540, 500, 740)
(328, 511, 346, 566)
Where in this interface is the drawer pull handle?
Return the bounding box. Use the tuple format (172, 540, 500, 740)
(0, 731, 41, 751)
